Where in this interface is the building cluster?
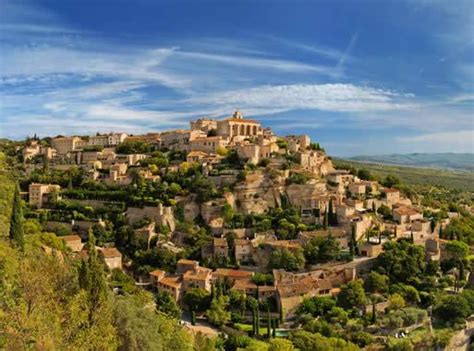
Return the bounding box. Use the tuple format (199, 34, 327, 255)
(24, 110, 449, 321)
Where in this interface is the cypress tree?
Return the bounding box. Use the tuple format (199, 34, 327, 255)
(252, 308, 256, 335)
(267, 307, 271, 338)
(9, 183, 24, 250)
(256, 307, 260, 336)
(371, 302, 377, 323)
(80, 231, 109, 322)
(323, 210, 328, 230)
(328, 199, 334, 226)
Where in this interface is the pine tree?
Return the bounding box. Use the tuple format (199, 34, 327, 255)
(9, 183, 24, 250)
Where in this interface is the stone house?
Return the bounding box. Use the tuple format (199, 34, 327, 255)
(381, 188, 400, 206)
(393, 206, 423, 224)
(358, 242, 384, 257)
(182, 266, 212, 292)
(61, 235, 83, 252)
(160, 129, 205, 149)
(285, 135, 311, 152)
(51, 136, 82, 154)
(29, 183, 61, 208)
(348, 182, 366, 197)
(213, 237, 229, 258)
(190, 118, 218, 133)
(212, 268, 254, 285)
(151, 270, 183, 301)
(188, 136, 227, 154)
(234, 239, 253, 263)
(99, 247, 122, 270)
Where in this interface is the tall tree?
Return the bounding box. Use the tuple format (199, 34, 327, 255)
(9, 183, 24, 250)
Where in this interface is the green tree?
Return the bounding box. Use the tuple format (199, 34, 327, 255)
(156, 291, 181, 319)
(268, 247, 305, 272)
(268, 338, 295, 351)
(206, 295, 231, 327)
(113, 293, 193, 351)
(183, 288, 211, 315)
(364, 272, 389, 294)
(9, 183, 24, 250)
(434, 294, 471, 324)
(337, 279, 367, 310)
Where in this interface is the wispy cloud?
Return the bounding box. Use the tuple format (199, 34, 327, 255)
(337, 33, 359, 69)
(187, 83, 413, 113)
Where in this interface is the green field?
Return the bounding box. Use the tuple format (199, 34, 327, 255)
(334, 159, 474, 192)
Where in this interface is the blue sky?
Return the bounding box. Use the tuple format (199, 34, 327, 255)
(0, 0, 473, 156)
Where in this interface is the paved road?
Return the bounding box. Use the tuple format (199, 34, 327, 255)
(180, 313, 221, 337)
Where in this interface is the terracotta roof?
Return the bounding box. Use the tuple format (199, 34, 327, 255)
(177, 259, 198, 265)
(232, 278, 257, 290)
(187, 151, 209, 157)
(150, 269, 165, 277)
(183, 267, 212, 281)
(214, 238, 228, 247)
(214, 268, 253, 278)
(99, 247, 122, 258)
(394, 206, 420, 216)
(383, 188, 399, 193)
(159, 275, 182, 288)
(267, 240, 302, 250)
(61, 235, 81, 242)
(235, 239, 251, 246)
(192, 136, 223, 141)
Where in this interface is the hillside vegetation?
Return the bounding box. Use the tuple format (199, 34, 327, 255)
(335, 159, 474, 192)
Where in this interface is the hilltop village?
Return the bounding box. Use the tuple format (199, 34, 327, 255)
(3, 110, 473, 350)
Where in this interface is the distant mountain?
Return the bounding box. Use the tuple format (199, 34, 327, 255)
(347, 153, 474, 171)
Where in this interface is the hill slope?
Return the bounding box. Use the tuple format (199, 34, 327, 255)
(334, 159, 474, 192)
(348, 153, 474, 171)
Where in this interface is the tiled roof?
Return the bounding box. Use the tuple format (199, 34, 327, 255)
(214, 268, 253, 278)
(159, 275, 182, 288)
(61, 235, 81, 242)
(394, 206, 420, 216)
(183, 267, 212, 281)
(150, 269, 165, 277)
(213, 238, 228, 247)
(99, 247, 122, 258)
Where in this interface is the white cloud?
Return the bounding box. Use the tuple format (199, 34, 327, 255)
(398, 130, 474, 153)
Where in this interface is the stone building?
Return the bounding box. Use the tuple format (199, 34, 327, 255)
(61, 235, 83, 252)
(99, 247, 123, 270)
(216, 111, 262, 139)
(188, 136, 227, 154)
(29, 183, 61, 208)
(190, 118, 218, 133)
(51, 136, 82, 154)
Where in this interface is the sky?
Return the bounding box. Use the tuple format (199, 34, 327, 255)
(0, 0, 473, 156)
